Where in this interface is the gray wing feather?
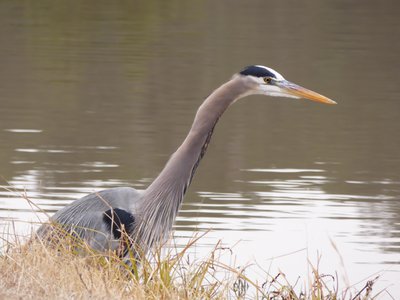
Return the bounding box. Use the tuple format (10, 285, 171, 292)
(37, 187, 142, 252)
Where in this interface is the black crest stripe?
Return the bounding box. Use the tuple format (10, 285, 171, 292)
(239, 65, 277, 78)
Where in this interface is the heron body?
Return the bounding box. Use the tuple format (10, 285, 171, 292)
(37, 65, 335, 258)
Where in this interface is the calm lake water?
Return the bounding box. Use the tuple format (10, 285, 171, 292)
(1, 1, 399, 297)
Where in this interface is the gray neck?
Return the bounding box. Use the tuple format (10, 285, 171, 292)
(135, 76, 249, 250)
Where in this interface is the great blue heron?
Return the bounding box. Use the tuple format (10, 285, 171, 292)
(37, 65, 336, 259)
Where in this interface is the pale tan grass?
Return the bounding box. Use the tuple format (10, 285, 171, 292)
(0, 235, 226, 299)
(0, 188, 383, 300)
(0, 227, 382, 300)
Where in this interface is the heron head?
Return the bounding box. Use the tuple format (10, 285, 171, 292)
(238, 65, 336, 105)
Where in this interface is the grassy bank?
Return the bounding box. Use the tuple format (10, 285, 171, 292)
(0, 229, 381, 300)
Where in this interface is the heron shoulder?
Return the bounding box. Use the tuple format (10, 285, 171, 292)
(96, 187, 143, 212)
(51, 186, 142, 222)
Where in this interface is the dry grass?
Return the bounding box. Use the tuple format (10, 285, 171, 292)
(0, 230, 228, 300)
(0, 225, 383, 300)
(0, 186, 383, 299)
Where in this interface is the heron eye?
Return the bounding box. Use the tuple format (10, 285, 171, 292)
(264, 77, 272, 84)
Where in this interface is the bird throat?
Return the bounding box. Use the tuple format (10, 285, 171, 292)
(185, 118, 219, 194)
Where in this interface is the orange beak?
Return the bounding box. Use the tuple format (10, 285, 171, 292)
(276, 80, 337, 105)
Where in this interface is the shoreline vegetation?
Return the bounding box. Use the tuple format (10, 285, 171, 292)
(0, 190, 384, 299)
(0, 225, 382, 300)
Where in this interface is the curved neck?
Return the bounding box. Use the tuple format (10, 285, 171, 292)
(136, 76, 249, 249)
(144, 76, 248, 200)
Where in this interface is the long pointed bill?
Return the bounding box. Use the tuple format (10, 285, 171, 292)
(276, 80, 337, 105)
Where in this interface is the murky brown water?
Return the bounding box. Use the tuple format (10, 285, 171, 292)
(1, 1, 400, 297)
